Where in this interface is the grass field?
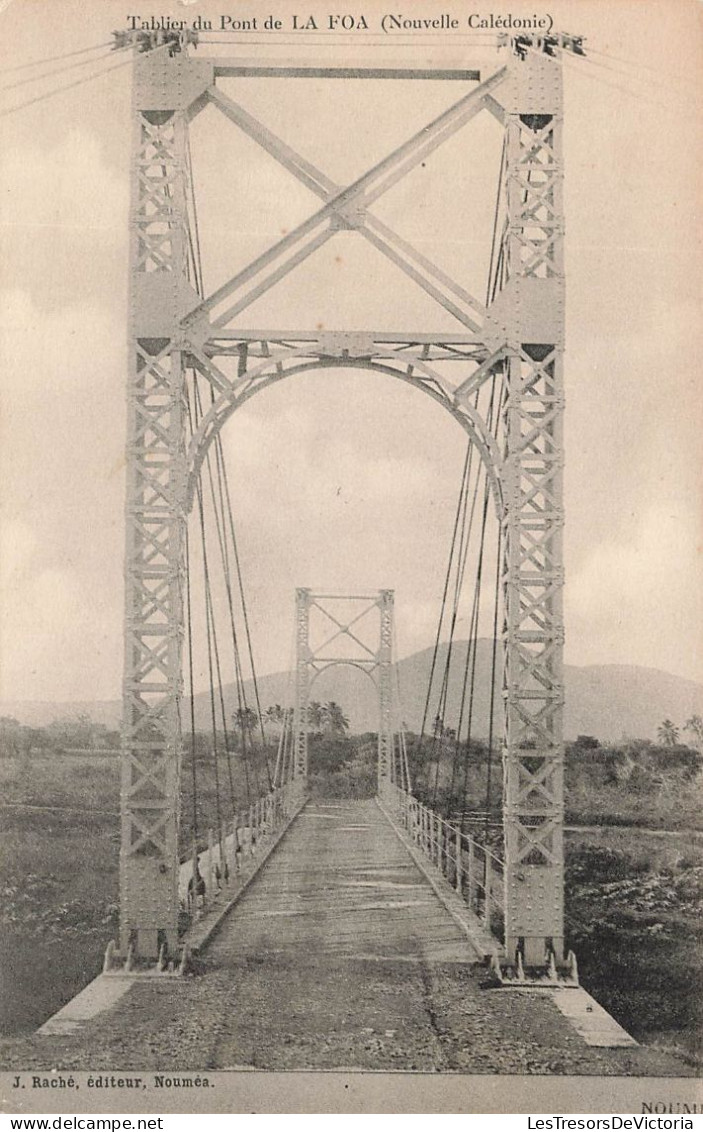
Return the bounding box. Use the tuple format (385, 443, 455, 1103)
(0, 755, 120, 1035)
(1, 744, 701, 1066)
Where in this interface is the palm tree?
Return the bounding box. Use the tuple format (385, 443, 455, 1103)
(657, 719, 679, 748)
(266, 703, 284, 723)
(684, 714, 703, 749)
(233, 706, 259, 743)
(307, 701, 324, 732)
(321, 701, 350, 735)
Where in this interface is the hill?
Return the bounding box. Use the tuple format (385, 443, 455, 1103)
(3, 641, 701, 742)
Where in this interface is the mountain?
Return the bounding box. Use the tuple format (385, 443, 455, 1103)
(3, 641, 701, 743)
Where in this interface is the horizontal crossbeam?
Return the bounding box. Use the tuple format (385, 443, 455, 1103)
(210, 59, 482, 81)
(204, 330, 483, 344)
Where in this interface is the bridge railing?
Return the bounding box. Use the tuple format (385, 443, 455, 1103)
(178, 778, 304, 921)
(384, 782, 505, 934)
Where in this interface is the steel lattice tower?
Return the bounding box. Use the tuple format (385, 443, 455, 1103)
(292, 590, 395, 794)
(119, 36, 567, 970)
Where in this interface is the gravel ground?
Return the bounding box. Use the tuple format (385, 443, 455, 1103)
(0, 956, 695, 1076)
(1, 800, 696, 1077)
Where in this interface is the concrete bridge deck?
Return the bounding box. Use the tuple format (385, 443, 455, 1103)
(1, 800, 693, 1076)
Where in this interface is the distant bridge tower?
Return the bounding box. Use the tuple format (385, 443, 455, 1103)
(292, 589, 395, 795)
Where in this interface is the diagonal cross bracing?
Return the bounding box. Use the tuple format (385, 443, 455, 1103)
(206, 86, 488, 330)
(292, 591, 396, 792)
(186, 68, 507, 330)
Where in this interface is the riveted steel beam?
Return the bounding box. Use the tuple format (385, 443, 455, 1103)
(492, 52, 566, 972)
(121, 73, 191, 958)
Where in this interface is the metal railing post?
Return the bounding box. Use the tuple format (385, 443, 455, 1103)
(207, 828, 214, 898)
(483, 855, 492, 928)
(467, 839, 475, 910)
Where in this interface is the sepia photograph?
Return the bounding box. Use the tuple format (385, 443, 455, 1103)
(0, 0, 701, 1115)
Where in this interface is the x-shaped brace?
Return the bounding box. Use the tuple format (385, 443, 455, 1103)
(311, 599, 379, 659)
(183, 66, 508, 334)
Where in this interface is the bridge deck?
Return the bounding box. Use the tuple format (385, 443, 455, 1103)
(2, 799, 692, 1076)
(208, 799, 474, 965)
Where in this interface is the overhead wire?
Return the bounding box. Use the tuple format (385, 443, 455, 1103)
(0, 45, 127, 92)
(583, 43, 660, 74)
(559, 47, 698, 117)
(0, 47, 140, 118)
(2, 39, 113, 74)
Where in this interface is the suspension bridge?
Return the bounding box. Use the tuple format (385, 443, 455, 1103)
(3, 24, 685, 1074)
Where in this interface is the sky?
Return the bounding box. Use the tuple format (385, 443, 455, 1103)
(0, 0, 701, 705)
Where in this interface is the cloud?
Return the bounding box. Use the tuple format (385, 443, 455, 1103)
(0, 290, 125, 700)
(0, 516, 119, 701)
(0, 128, 128, 312)
(0, 127, 127, 234)
(566, 503, 703, 681)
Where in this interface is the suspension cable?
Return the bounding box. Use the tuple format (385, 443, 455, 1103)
(483, 515, 503, 846)
(454, 373, 505, 835)
(457, 485, 491, 832)
(392, 623, 412, 794)
(191, 378, 254, 806)
(0, 46, 123, 92)
(190, 396, 225, 863)
(485, 133, 507, 306)
(431, 443, 483, 808)
(443, 452, 487, 812)
(417, 445, 471, 757)
(185, 149, 271, 799)
(3, 40, 113, 74)
(185, 527, 200, 854)
(216, 435, 273, 789)
(0, 47, 139, 118)
(275, 623, 297, 786)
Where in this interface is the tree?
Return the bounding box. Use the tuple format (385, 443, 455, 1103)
(45, 713, 107, 751)
(232, 706, 259, 741)
(307, 701, 324, 732)
(684, 714, 703, 749)
(574, 734, 600, 750)
(264, 704, 286, 738)
(0, 716, 22, 757)
(657, 719, 679, 748)
(265, 703, 284, 726)
(321, 701, 350, 735)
